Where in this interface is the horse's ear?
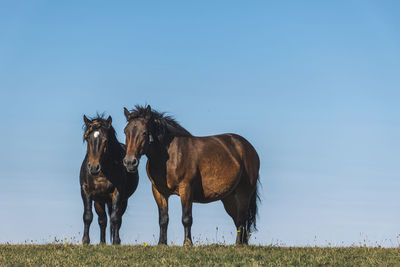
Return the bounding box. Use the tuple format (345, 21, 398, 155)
(83, 115, 91, 125)
(145, 105, 152, 119)
(124, 107, 130, 121)
(106, 116, 112, 128)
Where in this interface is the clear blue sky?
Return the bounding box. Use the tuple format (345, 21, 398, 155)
(0, 1, 399, 246)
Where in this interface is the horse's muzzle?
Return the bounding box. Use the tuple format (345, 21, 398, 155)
(123, 156, 139, 173)
(88, 163, 101, 175)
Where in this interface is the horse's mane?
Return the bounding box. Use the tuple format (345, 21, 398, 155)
(128, 105, 192, 139)
(83, 113, 117, 142)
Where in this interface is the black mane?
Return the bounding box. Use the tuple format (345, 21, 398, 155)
(128, 105, 192, 139)
(83, 113, 117, 142)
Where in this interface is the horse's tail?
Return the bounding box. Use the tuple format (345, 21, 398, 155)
(246, 179, 260, 234)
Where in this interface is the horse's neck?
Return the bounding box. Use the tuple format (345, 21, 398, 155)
(146, 149, 168, 191)
(147, 139, 170, 161)
(102, 140, 124, 167)
(146, 142, 170, 176)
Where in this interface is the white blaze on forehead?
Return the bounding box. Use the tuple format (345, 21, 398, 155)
(93, 131, 100, 138)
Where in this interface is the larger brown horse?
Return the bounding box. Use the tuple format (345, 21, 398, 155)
(80, 114, 139, 245)
(123, 105, 260, 245)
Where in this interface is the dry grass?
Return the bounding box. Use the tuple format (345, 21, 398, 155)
(1, 244, 400, 266)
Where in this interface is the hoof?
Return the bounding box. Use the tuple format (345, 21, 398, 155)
(113, 238, 121, 245)
(183, 239, 193, 246)
(82, 237, 90, 245)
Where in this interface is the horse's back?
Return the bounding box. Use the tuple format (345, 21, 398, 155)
(196, 133, 258, 164)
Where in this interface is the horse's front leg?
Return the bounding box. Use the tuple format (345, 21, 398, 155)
(94, 201, 107, 244)
(179, 185, 193, 246)
(81, 186, 93, 245)
(152, 185, 169, 245)
(110, 191, 122, 245)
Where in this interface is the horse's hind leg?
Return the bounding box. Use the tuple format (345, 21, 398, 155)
(235, 193, 250, 245)
(94, 201, 107, 244)
(222, 190, 251, 245)
(221, 193, 246, 245)
(221, 194, 239, 242)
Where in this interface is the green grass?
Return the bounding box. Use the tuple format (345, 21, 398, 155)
(1, 245, 400, 266)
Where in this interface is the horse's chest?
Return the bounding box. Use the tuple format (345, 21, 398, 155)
(147, 164, 179, 195)
(87, 176, 115, 197)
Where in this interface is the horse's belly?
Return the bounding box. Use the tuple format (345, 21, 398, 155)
(192, 190, 230, 203)
(188, 157, 241, 202)
(192, 173, 240, 203)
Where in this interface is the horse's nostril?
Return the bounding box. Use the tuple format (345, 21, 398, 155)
(132, 158, 138, 167)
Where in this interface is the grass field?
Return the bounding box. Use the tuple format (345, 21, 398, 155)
(1, 244, 400, 266)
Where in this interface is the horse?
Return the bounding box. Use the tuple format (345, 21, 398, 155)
(122, 105, 260, 245)
(80, 114, 139, 245)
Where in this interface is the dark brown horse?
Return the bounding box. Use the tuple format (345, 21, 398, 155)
(123, 105, 260, 245)
(80, 114, 139, 245)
